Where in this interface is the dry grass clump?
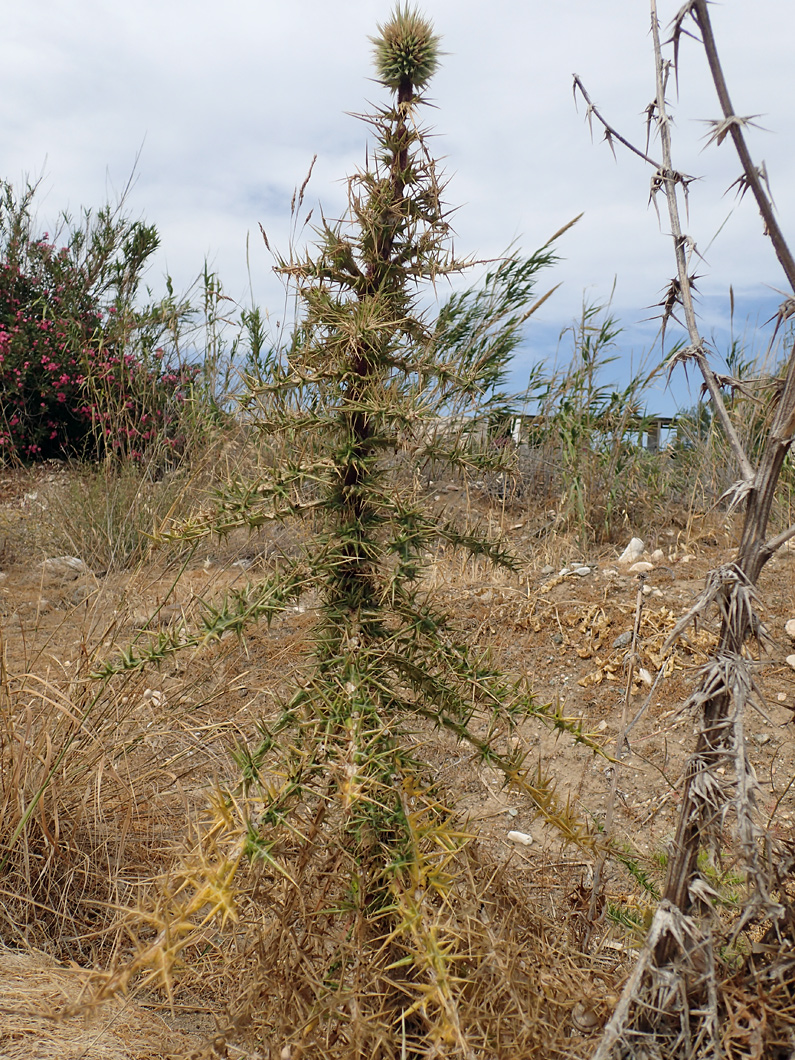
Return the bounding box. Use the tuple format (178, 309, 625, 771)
(228, 849, 618, 1059)
(0, 945, 204, 1059)
(0, 582, 262, 964)
(86, 781, 623, 1060)
(718, 913, 795, 1059)
(0, 656, 170, 960)
(18, 425, 255, 573)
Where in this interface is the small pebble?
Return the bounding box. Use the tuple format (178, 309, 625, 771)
(507, 830, 534, 846)
(629, 561, 654, 574)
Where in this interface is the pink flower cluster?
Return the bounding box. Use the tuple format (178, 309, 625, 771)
(0, 246, 197, 462)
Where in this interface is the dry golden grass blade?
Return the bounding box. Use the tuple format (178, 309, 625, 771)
(0, 945, 205, 1059)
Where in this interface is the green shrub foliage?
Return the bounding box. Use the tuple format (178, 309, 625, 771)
(0, 182, 197, 462)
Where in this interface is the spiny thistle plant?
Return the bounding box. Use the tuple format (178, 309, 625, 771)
(94, 9, 604, 1054)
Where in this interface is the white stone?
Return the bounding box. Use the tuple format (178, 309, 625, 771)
(785, 619, 795, 640)
(573, 566, 592, 577)
(651, 549, 665, 564)
(787, 655, 795, 671)
(41, 556, 87, 580)
(629, 561, 654, 574)
(507, 830, 534, 846)
(618, 538, 645, 564)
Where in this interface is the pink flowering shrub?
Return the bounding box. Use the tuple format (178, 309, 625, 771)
(0, 182, 198, 463)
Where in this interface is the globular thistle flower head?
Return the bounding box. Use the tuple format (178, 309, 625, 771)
(370, 5, 441, 94)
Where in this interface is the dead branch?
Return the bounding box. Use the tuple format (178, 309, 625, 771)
(690, 1, 795, 288)
(572, 63, 755, 482)
(572, 75, 662, 168)
(762, 522, 795, 559)
(651, 0, 795, 973)
(592, 3, 795, 1053)
(647, 18, 754, 483)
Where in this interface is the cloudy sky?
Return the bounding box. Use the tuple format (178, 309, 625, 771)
(4, 1, 795, 413)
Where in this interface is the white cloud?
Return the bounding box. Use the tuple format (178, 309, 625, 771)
(3, 0, 795, 413)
